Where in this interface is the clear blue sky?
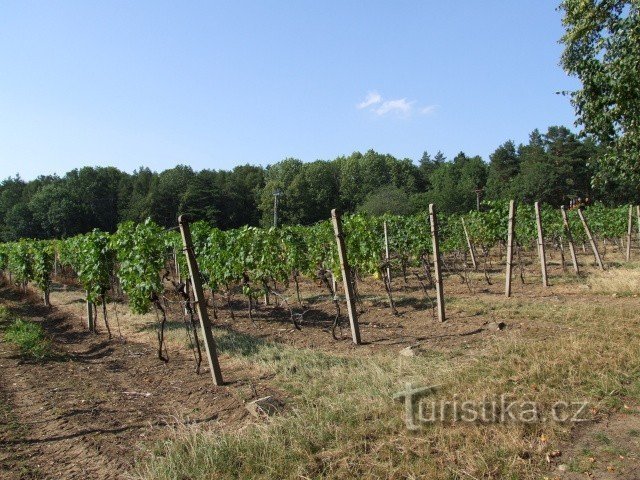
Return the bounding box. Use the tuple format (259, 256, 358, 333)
(0, 1, 579, 180)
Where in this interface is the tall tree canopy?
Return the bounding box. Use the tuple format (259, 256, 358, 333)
(0, 124, 621, 241)
(560, 0, 640, 193)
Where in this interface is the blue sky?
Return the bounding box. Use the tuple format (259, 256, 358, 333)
(0, 1, 579, 180)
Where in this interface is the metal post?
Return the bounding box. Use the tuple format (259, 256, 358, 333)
(273, 190, 282, 228)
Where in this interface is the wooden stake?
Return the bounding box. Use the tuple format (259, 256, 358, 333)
(505, 200, 516, 297)
(383, 221, 391, 283)
(179, 215, 224, 386)
(626, 204, 633, 261)
(429, 204, 446, 322)
(636, 206, 640, 241)
(331, 209, 362, 344)
(560, 206, 579, 274)
(576, 208, 605, 270)
(461, 217, 477, 270)
(534, 202, 548, 287)
(86, 292, 94, 332)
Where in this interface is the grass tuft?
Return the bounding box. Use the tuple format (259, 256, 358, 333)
(587, 268, 640, 296)
(4, 318, 52, 360)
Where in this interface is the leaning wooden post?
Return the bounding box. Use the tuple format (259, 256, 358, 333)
(505, 200, 516, 297)
(534, 202, 548, 287)
(576, 208, 605, 270)
(429, 204, 446, 322)
(383, 221, 391, 283)
(626, 204, 633, 261)
(178, 215, 224, 386)
(560, 206, 580, 274)
(331, 209, 362, 344)
(461, 217, 477, 270)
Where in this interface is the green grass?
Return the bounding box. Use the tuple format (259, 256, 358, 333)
(0, 305, 10, 323)
(594, 432, 612, 445)
(135, 269, 640, 480)
(4, 318, 52, 360)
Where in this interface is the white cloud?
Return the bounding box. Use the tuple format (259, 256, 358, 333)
(374, 98, 413, 116)
(357, 91, 382, 109)
(357, 91, 437, 118)
(419, 105, 437, 115)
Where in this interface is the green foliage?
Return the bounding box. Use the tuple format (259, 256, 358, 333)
(111, 219, 166, 314)
(4, 318, 51, 359)
(560, 1, 640, 191)
(1, 201, 634, 317)
(343, 214, 383, 276)
(357, 185, 415, 216)
(61, 231, 114, 303)
(6, 240, 33, 285)
(30, 241, 54, 294)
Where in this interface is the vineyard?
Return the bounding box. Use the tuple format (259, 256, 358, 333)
(0, 201, 634, 331)
(1, 201, 640, 479)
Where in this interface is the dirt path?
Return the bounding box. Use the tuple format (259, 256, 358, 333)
(0, 285, 261, 479)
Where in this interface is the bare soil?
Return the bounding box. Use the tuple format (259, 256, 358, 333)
(1, 244, 639, 479)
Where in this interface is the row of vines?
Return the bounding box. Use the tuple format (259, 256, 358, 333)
(0, 202, 633, 352)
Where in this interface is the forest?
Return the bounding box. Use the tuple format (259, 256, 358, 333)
(2, 125, 635, 242)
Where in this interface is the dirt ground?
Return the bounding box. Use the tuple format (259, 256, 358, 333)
(1, 244, 639, 479)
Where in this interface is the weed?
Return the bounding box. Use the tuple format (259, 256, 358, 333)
(4, 318, 52, 360)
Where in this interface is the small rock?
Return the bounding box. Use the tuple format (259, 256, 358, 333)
(399, 346, 415, 357)
(246, 396, 283, 418)
(399, 345, 424, 357)
(557, 464, 568, 472)
(486, 321, 507, 331)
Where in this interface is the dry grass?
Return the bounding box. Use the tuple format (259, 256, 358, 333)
(134, 281, 640, 479)
(587, 265, 640, 296)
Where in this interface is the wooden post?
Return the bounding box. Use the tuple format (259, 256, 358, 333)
(429, 204, 446, 322)
(560, 206, 580, 274)
(636, 206, 640, 241)
(461, 217, 477, 270)
(534, 202, 548, 287)
(331, 209, 362, 344)
(330, 271, 338, 296)
(383, 221, 391, 283)
(626, 204, 633, 261)
(576, 208, 605, 270)
(505, 200, 516, 298)
(86, 292, 94, 332)
(178, 215, 224, 386)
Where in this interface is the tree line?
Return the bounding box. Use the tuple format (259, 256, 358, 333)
(0, 125, 632, 242)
